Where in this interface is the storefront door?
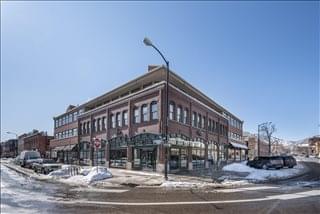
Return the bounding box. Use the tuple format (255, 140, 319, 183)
(133, 147, 156, 171)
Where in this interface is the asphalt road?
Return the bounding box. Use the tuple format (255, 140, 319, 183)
(1, 161, 319, 214)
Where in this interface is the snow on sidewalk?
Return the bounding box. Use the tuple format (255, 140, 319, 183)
(222, 161, 305, 181)
(49, 166, 112, 185)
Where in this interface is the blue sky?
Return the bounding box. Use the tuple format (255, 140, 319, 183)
(1, 1, 319, 141)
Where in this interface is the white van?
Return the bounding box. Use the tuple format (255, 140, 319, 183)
(19, 150, 41, 168)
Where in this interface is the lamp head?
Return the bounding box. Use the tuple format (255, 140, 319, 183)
(143, 37, 153, 46)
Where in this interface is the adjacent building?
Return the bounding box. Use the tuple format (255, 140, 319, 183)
(50, 65, 246, 172)
(0, 139, 18, 158)
(243, 132, 269, 159)
(22, 130, 53, 158)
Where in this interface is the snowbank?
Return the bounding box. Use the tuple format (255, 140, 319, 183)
(48, 165, 74, 178)
(222, 161, 304, 181)
(85, 167, 112, 183)
(160, 181, 203, 189)
(50, 166, 112, 185)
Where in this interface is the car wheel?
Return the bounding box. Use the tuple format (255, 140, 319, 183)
(262, 164, 268, 170)
(289, 166, 293, 168)
(34, 168, 37, 173)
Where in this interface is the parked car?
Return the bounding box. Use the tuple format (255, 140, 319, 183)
(19, 150, 41, 168)
(13, 155, 20, 165)
(247, 156, 284, 170)
(281, 155, 297, 168)
(32, 159, 62, 174)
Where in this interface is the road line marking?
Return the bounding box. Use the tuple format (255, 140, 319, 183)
(53, 190, 320, 206)
(215, 186, 278, 193)
(71, 188, 128, 193)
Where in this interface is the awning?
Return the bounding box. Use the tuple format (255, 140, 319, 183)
(52, 144, 76, 151)
(63, 144, 76, 151)
(230, 142, 248, 150)
(52, 146, 65, 151)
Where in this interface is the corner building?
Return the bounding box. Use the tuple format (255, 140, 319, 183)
(50, 65, 246, 172)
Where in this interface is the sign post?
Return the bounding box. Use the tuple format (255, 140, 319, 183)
(93, 138, 101, 173)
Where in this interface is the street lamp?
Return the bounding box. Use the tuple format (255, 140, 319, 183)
(144, 37, 169, 180)
(6, 131, 18, 138)
(257, 122, 269, 157)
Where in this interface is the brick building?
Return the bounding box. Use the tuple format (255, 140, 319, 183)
(17, 133, 28, 155)
(23, 130, 53, 158)
(243, 132, 269, 159)
(0, 139, 18, 158)
(50, 65, 245, 172)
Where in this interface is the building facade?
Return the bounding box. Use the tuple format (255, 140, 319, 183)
(0, 139, 18, 158)
(50, 65, 246, 172)
(17, 133, 28, 155)
(22, 130, 53, 158)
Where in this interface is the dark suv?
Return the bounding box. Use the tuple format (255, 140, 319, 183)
(247, 156, 284, 170)
(281, 156, 297, 168)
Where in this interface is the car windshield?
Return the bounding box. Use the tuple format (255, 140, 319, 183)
(43, 159, 55, 164)
(27, 152, 40, 159)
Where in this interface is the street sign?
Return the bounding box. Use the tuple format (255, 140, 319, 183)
(93, 138, 101, 149)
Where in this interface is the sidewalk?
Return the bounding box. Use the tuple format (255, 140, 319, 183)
(1, 160, 248, 189)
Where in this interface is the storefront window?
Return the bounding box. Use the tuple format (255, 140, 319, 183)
(110, 149, 127, 168)
(170, 147, 188, 170)
(192, 141, 205, 169)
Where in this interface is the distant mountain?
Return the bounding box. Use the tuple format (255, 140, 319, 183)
(286, 138, 309, 145)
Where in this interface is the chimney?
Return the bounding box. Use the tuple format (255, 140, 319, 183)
(148, 65, 159, 72)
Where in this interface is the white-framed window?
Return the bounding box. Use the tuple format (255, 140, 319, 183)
(183, 108, 188, 124)
(177, 106, 182, 123)
(116, 112, 121, 127)
(123, 111, 128, 126)
(141, 104, 148, 122)
(150, 102, 158, 120)
(169, 102, 175, 120)
(111, 114, 116, 128)
(133, 107, 140, 124)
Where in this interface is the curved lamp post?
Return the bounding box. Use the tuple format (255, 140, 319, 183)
(143, 37, 169, 180)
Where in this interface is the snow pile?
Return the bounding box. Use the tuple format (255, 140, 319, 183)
(222, 161, 304, 181)
(79, 167, 91, 176)
(48, 165, 74, 178)
(65, 167, 112, 185)
(161, 181, 205, 189)
(85, 167, 112, 183)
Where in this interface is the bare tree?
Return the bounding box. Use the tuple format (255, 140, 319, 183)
(260, 122, 276, 156)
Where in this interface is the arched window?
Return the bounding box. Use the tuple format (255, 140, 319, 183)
(183, 108, 188, 124)
(192, 112, 197, 127)
(177, 106, 182, 123)
(150, 101, 158, 120)
(92, 119, 96, 132)
(169, 102, 175, 120)
(86, 122, 90, 133)
(197, 114, 201, 128)
(116, 112, 121, 127)
(122, 111, 128, 126)
(98, 118, 102, 131)
(110, 114, 116, 128)
(79, 123, 82, 135)
(133, 107, 140, 124)
(202, 116, 205, 129)
(102, 117, 106, 130)
(208, 119, 212, 131)
(141, 104, 148, 122)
